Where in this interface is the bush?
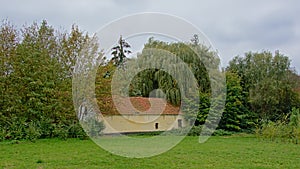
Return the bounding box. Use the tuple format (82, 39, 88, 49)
(289, 107, 300, 144)
(53, 124, 69, 140)
(188, 125, 203, 136)
(0, 116, 93, 141)
(68, 122, 88, 139)
(38, 118, 55, 139)
(256, 108, 300, 144)
(4, 118, 27, 140)
(25, 122, 41, 142)
(81, 118, 105, 138)
(0, 128, 6, 142)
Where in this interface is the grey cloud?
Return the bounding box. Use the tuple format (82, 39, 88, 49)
(1, 0, 300, 71)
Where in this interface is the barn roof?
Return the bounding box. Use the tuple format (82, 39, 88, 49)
(100, 96, 181, 115)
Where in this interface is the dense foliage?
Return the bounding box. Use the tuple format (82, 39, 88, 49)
(1, 20, 300, 142)
(226, 51, 300, 141)
(227, 51, 300, 122)
(125, 38, 220, 130)
(256, 107, 300, 144)
(0, 20, 101, 141)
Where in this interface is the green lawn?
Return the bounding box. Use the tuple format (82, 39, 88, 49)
(0, 135, 299, 169)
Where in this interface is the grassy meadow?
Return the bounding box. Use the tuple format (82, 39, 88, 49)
(0, 135, 299, 169)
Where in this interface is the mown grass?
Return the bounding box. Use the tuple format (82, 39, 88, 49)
(0, 135, 299, 169)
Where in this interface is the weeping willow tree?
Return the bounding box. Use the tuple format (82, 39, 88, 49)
(129, 68, 181, 105)
(124, 37, 220, 106)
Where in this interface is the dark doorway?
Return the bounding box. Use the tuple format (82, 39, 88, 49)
(155, 123, 159, 129)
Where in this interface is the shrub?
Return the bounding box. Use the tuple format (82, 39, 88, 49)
(5, 118, 27, 140)
(188, 125, 203, 136)
(68, 122, 88, 139)
(25, 122, 41, 142)
(0, 128, 6, 142)
(53, 124, 69, 140)
(38, 118, 55, 139)
(289, 107, 300, 144)
(256, 108, 300, 144)
(81, 118, 105, 138)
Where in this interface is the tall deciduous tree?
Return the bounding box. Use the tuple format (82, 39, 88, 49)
(0, 20, 101, 140)
(227, 51, 300, 122)
(0, 20, 19, 124)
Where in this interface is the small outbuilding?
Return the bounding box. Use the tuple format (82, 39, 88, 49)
(100, 97, 187, 134)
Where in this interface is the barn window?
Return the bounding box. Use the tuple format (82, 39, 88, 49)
(155, 123, 159, 129)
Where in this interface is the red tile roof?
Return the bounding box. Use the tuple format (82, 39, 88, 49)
(100, 96, 181, 115)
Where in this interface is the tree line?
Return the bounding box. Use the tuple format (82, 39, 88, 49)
(96, 35, 300, 142)
(1, 20, 300, 142)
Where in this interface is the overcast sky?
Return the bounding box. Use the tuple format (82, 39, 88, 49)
(1, 0, 300, 72)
